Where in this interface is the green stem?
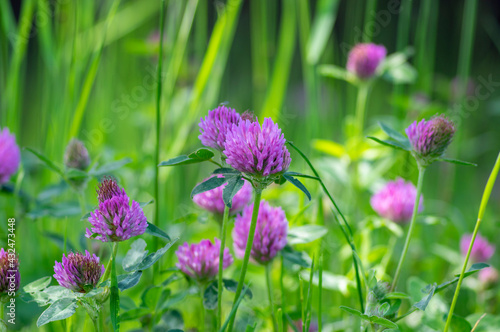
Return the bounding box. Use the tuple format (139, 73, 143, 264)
(280, 255, 286, 332)
(227, 189, 263, 332)
(318, 254, 323, 332)
(444, 152, 500, 332)
(101, 241, 119, 282)
(0, 301, 4, 322)
(266, 264, 278, 332)
(391, 165, 425, 291)
(355, 83, 370, 138)
(217, 205, 230, 330)
(199, 285, 205, 332)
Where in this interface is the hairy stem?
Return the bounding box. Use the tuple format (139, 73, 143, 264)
(217, 205, 230, 330)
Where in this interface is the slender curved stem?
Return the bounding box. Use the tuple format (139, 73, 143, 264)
(391, 165, 425, 291)
(227, 189, 262, 331)
(266, 264, 278, 332)
(444, 152, 500, 332)
(217, 205, 230, 330)
(286, 141, 364, 310)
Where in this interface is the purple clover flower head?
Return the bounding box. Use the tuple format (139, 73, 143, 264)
(347, 43, 387, 79)
(193, 175, 252, 215)
(175, 238, 233, 282)
(198, 106, 241, 151)
(405, 115, 456, 166)
(53, 251, 105, 293)
(232, 201, 288, 264)
(0, 248, 20, 293)
(460, 233, 495, 263)
(86, 179, 148, 242)
(370, 178, 423, 224)
(0, 127, 21, 184)
(64, 139, 90, 171)
(224, 118, 291, 185)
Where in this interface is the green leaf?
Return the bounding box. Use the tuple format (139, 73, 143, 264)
(283, 171, 319, 181)
(287, 225, 327, 245)
(24, 276, 52, 293)
(64, 168, 89, 180)
(447, 314, 473, 332)
(222, 279, 253, 299)
(122, 239, 148, 272)
(439, 158, 477, 167)
(379, 122, 408, 144)
(203, 282, 218, 310)
(319, 64, 356, 83)
(367, 136, 411, 151)
(110, 248, 120, 331)
(283, 173, 311, 200)
(190, 176, 226, 198)
(117, 271, 142, 291)
(413, 283, 436, 311)
(158, 148, 214, 167)
(385, 299, 402, 317)
(340, 306, 398, 328)
(136, 239, 178, 271)
(382, 62, 417, 84)
(222, 175, 244, 208)
(121, 308, 150, 321)
(213, 168, 241, 176)
(25, 147, 63, 176)
(145, 222, 171, 241)
(36, 298, 78, 327)
(436, 263, 489, 293)
(89, 158, 132, 177)
(281, 246, 310, 268)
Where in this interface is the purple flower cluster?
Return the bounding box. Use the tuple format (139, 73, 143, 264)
(370, 178, 423, 224)
(347, 43, 387, 79)
(405, 115, 456, 165)
(224, 118, 291, 179)
(193, 174, 253, 215)
(0, 248, 20, 293)
(460, 233, 495, 263)
(86, 178, 148, 242)
(53, 251, 105, 293)
(0, 127, 21, 184)
(64, 139, 90, 170)
(198, 106, 241, 151)
(176, 238, 233, 281)
(232, 201, 288, 264)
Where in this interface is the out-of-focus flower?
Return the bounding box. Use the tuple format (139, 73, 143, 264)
(198, 106, 241, 152)
(0, 248, 20, 293)
(64, 139, 90, 170)
(346, 43, 387, 79)
(175, 238, 233, 282)
(224, 118, 291, 186)
(0, 127, 21, 184)
(370, 178, 423, 224)
(53, 251, 104, 293)
(193, 174, 252, 215)
(460, 233, 495, 263)
(451, 77, 475, 101)
(292, 320, 318, 332)
(479, 267, 498, 286)
(405, 115, 456, 166)
(86, 178, 148, 242)
(232, 201, 288, 264)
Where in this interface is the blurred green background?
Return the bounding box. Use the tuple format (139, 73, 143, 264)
(1, 0, 500, 330)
